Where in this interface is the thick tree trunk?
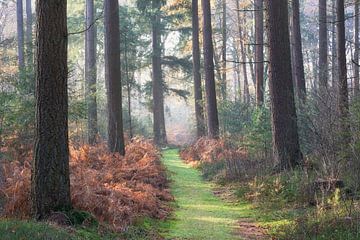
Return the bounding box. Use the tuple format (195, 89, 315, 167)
(291, 0, 306, 101)
(354, 0, 359, 96)
(319, 0, 328, 90)
(337, 0, 350, 149)
(192, 0, 206, 138)
(32, 0, 71, 219)
(17, 0, 25, 71)
(104, 0, 125, 155)
(85, 0, 98, 145)
(265, 0, 303, 170)
(221, 0, 227, 101)
(152, 0, 167, 146)
(255, 0, 264, 106)
(201, 0, 219, 138)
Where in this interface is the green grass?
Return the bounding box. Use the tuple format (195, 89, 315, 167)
(159, 149, 255, 240)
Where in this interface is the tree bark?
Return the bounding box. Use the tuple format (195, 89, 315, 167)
(265, 0, 303, 170)
(192, 0, 206, 138)
(337, 0, 350, 149)
(291, 0, 306, 101)
(152, 0, 167, 146)
(17, 0, 25, 71)
(32, 0, 71, 219)
(85, 0, 98, 145)
(255, 0, 264, 106)
(201, 0, 219, 138)
(354, 0, 359, 96)
(319, 0, 328, 90)
(104, 0, 125, 155)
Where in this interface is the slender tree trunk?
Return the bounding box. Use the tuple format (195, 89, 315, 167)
(354, 0, 359, 96)
(239, 17, 250, 104)
(319, 0, 328, 90)
(192, 0, 206, 138)
(32, 0, 71, 219)
(255, 0, 264, 106)
(25, 0, 33, 70)
(17, 0, 25, 71)
(337, 0, 350, 151)
(292, 0, 306, 101)
(152, 0, 167, 146)
(104, 0, 125, 155)
(332, 0, 337, 89)
(201, 0, 219, 138)
(221, 0, 227, 101)
(265, 0, 303, 170)
(85, 0, 98, 145)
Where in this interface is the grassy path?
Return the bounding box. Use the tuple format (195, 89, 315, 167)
(160, 149, 254, 240)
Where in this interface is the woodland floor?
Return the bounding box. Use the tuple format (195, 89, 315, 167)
(159, 149, 268, 240)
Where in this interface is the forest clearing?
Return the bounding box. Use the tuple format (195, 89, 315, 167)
(2, 0, 360, 239)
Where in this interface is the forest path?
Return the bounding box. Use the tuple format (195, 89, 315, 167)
(160, 149, 266, 240)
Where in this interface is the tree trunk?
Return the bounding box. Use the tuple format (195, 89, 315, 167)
(221, 0, 227, 101)
(32, 0, 71, 219)
(124, 35, 133, 139)
(354, 0, 359, 96)
(85, 0, 98, 145)
(25, 0, 33, 70)
(337, 0, 350, 150)
(331, 0, 337, 89)
(152, 0, 167, 146)
(319, 0, 328, 90)
(17, 0, 25, 71)
(265, 0, 303, 170)
(201, 0, 219, 138)
(104, 0, 125, 155)
(255, 0, 264, 106)
(239, 17, 250, 104)
(192, 0, 206, 138)
(291, 0, 306, 101)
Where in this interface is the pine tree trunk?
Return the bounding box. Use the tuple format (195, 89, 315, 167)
(201, 0, 219, 138)
(104, 0, 125, 155)
(354, 0, 359, 96)
(319, 0, 328, 90)
(25, 0, 33, 70)
(192, 0, 206, 138)
(265, 0, 303, 170)
(85, 0, 98, 145)
(291, 0, 306, 101)
(255, 0, 264, 106)
(337, 0, 350, 150)
(17, 0, 25, 71)
(32, 0, 71, 219)
(331, 0, 337, 89)
(152, 0, 167, 146)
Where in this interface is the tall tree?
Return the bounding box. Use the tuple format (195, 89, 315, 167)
(319, 0, 328, 90)
(255, 0, 264, 106)
(16, 0, 25, 70)
(104, 0, 125, 155)
(85, 0, 98, 145)
(202, 0, 219, 138)
(291, 0, 306, 101)
(331, 0, 337, 88)
(152, 0, 167, 146)
(265, 0, 303, 170)
(32, 0, 71, 219)
(25, 0, 33, 69)
(192, 0, 206, 137)
(354, 0, 359, 96)
(337, 0, 350, 149)
(221, 0, 227, 101)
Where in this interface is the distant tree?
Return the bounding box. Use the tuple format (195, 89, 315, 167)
(319, 0, 328, 90)
(25, 0, 33, 70)
(16, 0, 25, 71)
(255, 0, 264, 106)
(221, 0, 227, 101)
(291, 0, 306, 101)
(32, 0, 71, 219)
(85, 0, 98, 145)
(354, 0, 359, 96)
(265, 0, 303, 170)
(104, 0, 125, 155)
(201, 0, 219, 138)
(192, 0, 206, 137)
